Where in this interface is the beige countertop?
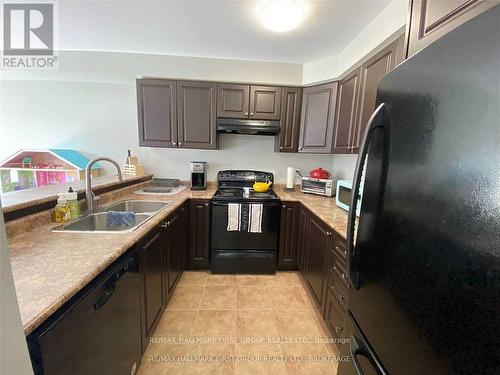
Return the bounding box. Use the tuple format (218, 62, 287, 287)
(6, 182, 350, 335)
(7, 182, 215, 335)
(274, 185, 351, 239)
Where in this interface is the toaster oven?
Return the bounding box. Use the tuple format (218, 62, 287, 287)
(300, 177, 335, 197)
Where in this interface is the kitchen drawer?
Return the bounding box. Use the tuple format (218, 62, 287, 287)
(332, 259, 349, 289)
(324, 289, 346, 339)
(333, 240, 348, 263)
(327, 269, 348, 308)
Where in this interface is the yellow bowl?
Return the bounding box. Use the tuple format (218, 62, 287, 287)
(253, 181, 272, 192)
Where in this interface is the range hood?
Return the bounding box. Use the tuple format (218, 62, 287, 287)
(216, 118, 280, 136)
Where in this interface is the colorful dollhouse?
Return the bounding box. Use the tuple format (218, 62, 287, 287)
(0, 149, 101, 193)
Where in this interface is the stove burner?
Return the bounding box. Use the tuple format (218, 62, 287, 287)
(251, 192, 273, 198)
(217, 189, 243, 197)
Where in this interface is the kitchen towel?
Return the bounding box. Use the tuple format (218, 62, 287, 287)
(227, 203, 241, 231)
(248, 203, 263, 233)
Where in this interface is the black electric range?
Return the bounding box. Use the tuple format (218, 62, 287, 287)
(211, 170, 281, 274)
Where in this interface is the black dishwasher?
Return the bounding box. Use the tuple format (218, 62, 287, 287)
(28, 250, 142, 375)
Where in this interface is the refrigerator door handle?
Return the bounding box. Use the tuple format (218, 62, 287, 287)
(347, 103, 388, 289)
(349, 334, 387, 375)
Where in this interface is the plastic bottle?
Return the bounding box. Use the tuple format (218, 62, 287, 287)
(67, 187, 80, 219)
(55, 193, 71, 223)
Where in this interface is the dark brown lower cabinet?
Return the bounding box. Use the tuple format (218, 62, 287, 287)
(164, 210, 183, 297)
(324, 289, 346, 339)
(297, 205, 349, 340)
(296, 204, 309, 271)
(188, 200, 211, 269)
(303, 214, 332, 309)
(140, 227, 165, 348)
(140, 204, 188, 350)
(179, 202, 188, 270)
(278, 202, 299, 270)
(323, 237, 348, 336)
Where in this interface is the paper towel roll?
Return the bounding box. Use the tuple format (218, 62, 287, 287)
(286, 166, 295, 189)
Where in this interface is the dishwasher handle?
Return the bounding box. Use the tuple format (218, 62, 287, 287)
(93, 255, 135, 311)
(93, 285, 116, 311)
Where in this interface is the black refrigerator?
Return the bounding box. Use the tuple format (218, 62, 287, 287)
(339, 6, 499, 375)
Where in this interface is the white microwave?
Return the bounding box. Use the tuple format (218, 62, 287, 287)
(336, 180, 362, 217)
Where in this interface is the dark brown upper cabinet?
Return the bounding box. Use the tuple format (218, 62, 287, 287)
(298, 82, 338, 153)
(406, 0, 496, 58)
(137, 79, 217, 150)
(353, 35, 403, 150)
(137, 79, 177, 148)
(333, 67, 361, 154)
(249, 85, 282, 120)
(275, 87, 302, 152)
(177, 81, 217, 150)
(217, 83, 250, 118)
(217, 83, 282, 120)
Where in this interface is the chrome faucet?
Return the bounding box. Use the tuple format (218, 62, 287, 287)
(85, 157, 123, 213)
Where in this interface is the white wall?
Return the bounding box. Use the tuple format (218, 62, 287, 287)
(302, 0, 407, 84)
(140, 134, 357, 181)
(1, 50, 357, 182)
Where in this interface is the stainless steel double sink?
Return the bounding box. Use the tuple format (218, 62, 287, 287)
(52, 200, 170, 233)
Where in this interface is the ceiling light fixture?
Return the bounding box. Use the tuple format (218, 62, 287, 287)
(261, 0, 304, 33)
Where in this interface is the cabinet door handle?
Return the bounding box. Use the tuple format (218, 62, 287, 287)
(298, 147, 303, 151)
(280, 146, 283, 150)
(282, 204, 286, 208)
(205, 203, 209, 207)
(250, 112, 254, 116)
(172, 141, 177, 146)
(244, 112, 249, 116)
(178, 142, 183, 146)
(327, 231, 332, 237)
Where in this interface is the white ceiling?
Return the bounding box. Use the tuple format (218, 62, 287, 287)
(59, 0, 391, 64)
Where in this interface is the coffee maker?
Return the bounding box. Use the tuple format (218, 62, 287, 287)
(190, 161, 207, 190)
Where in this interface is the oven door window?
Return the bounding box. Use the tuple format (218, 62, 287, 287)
(302, 179, 326, 194)
(211, 202, 280, 251)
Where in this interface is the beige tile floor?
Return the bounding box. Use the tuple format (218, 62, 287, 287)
(138, 271, 341, 375)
